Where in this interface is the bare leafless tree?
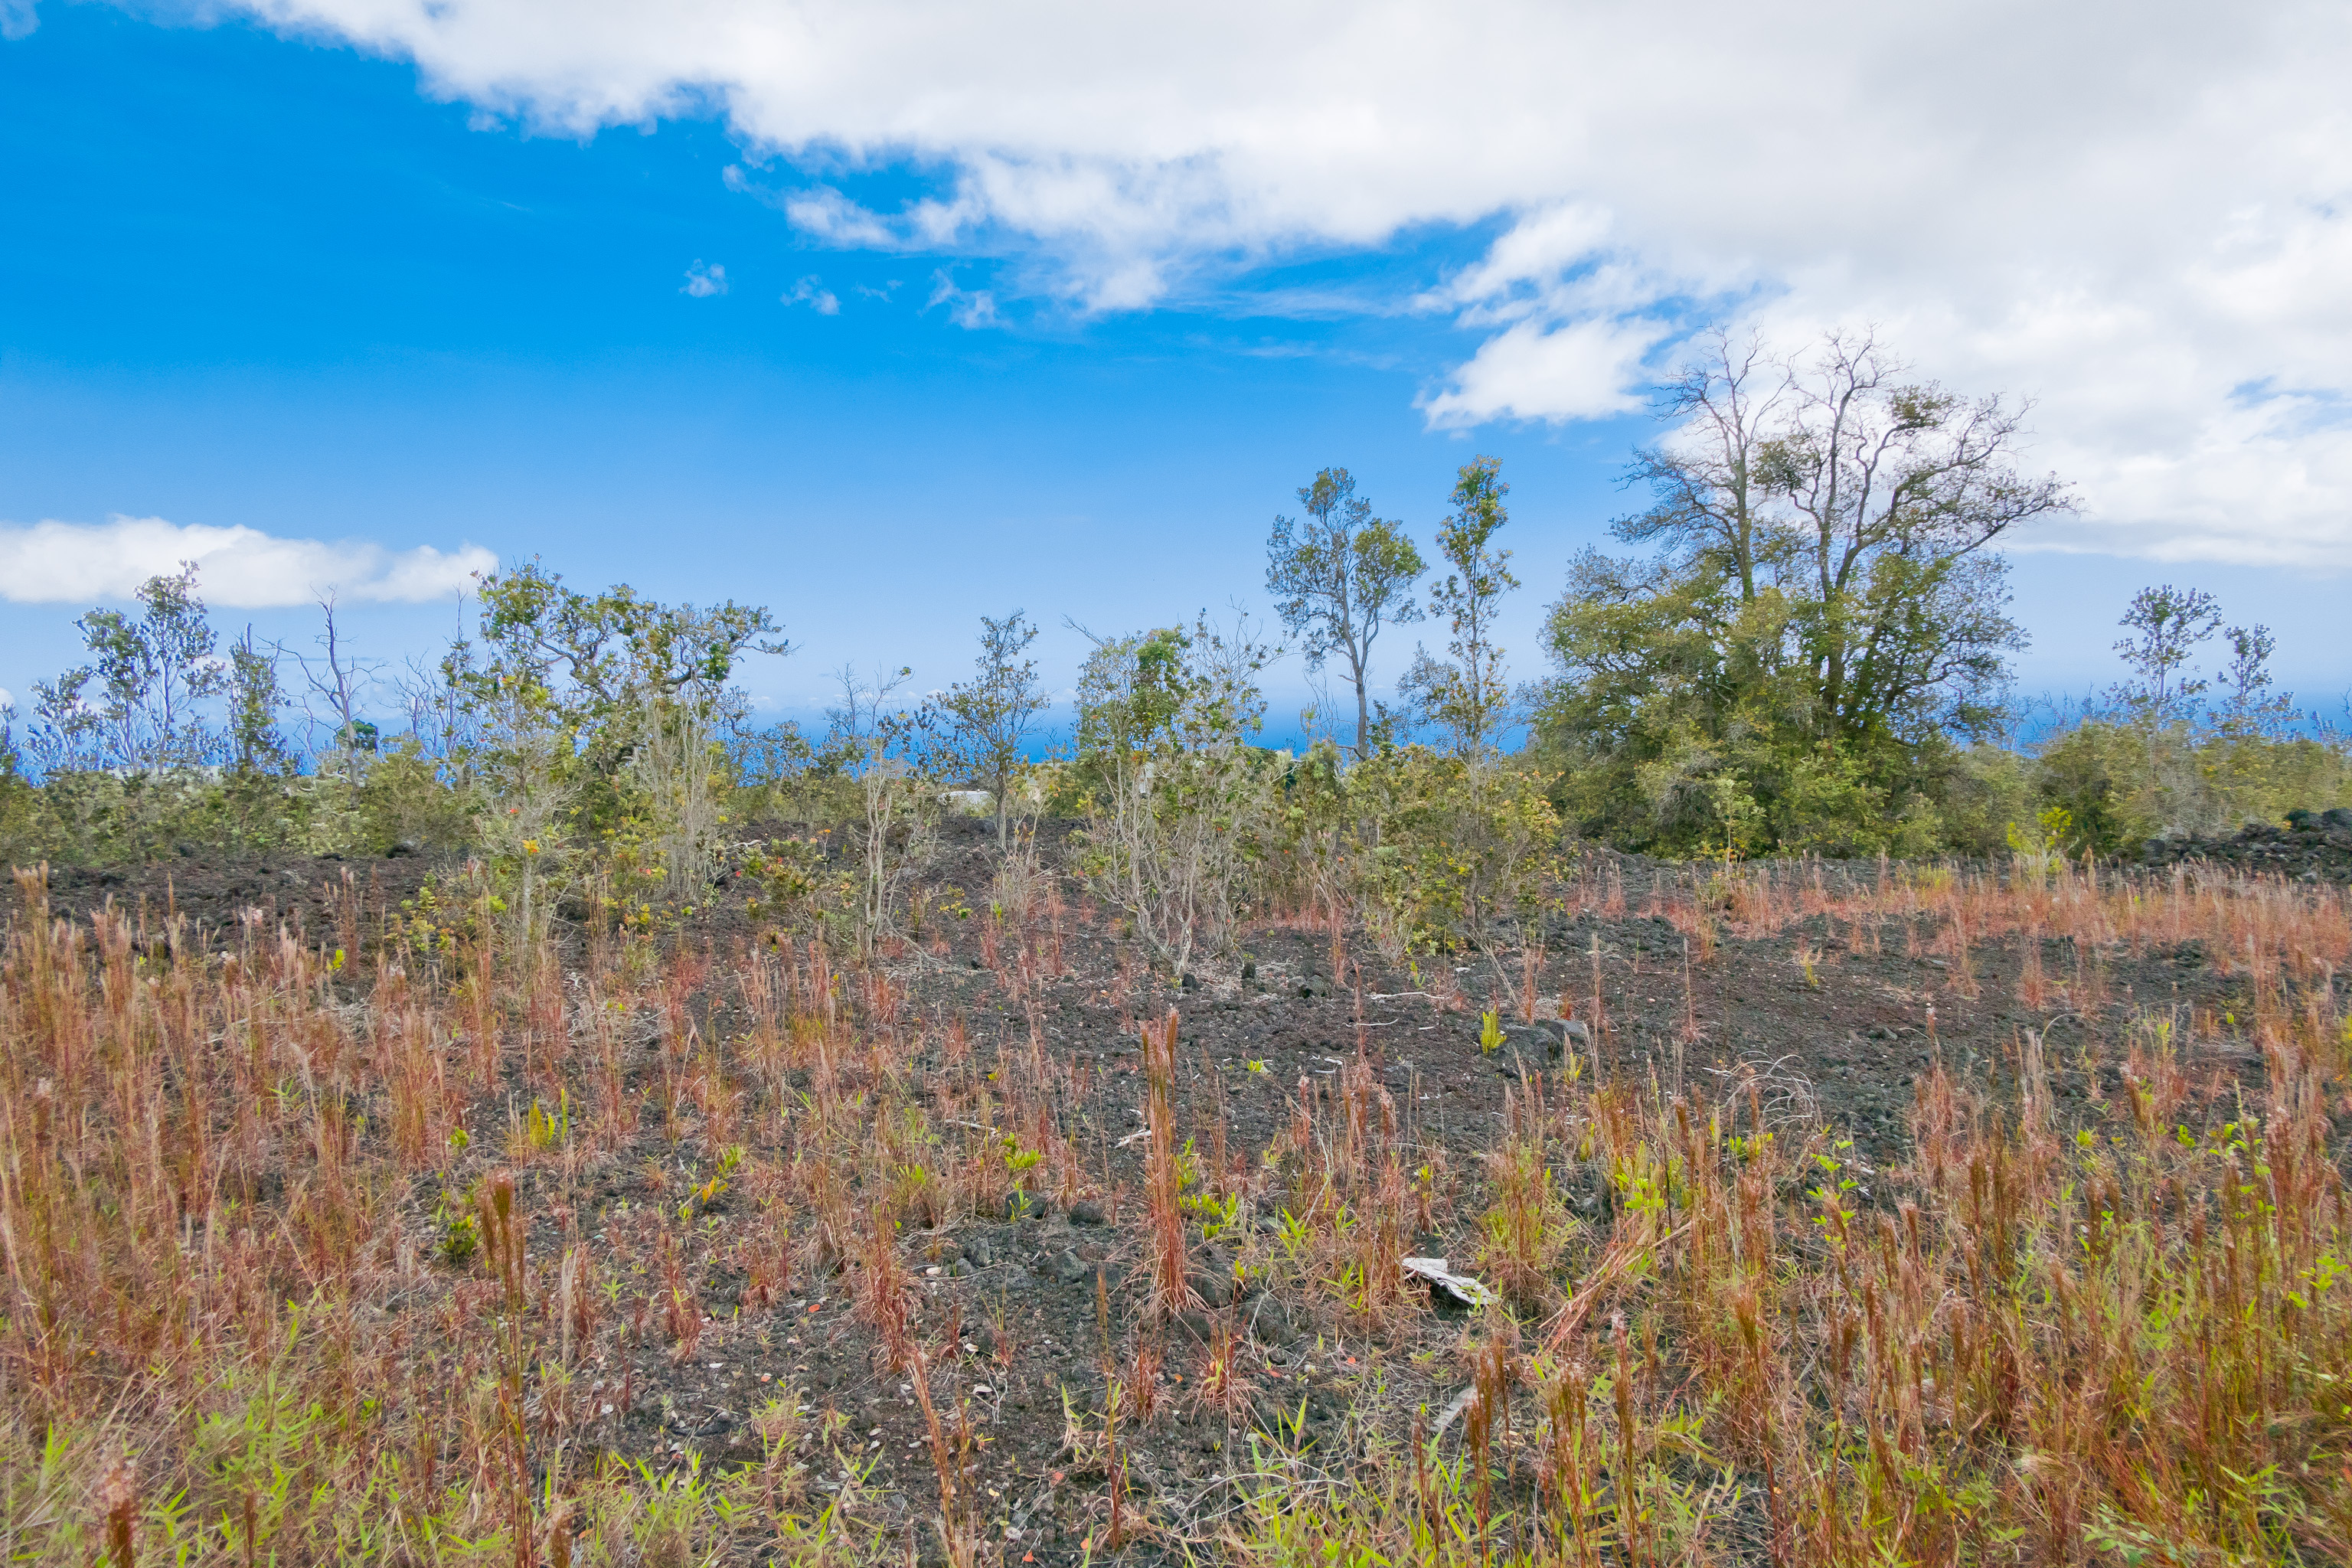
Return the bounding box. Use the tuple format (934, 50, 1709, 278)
(288, 592, 387, 779)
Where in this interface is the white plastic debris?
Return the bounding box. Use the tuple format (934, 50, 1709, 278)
(1401, 1256, 1497, 1308)
(1432, 1383, 1478, 1439)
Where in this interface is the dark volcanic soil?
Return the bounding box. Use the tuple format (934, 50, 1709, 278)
(7, 818, 2324, 1562)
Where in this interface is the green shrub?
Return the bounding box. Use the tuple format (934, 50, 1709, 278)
(1349, 746, 1561, 955)
(2035, 720, 2352, 851)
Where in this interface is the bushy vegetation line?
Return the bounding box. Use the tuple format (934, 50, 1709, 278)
(5, 335, 2345, 885)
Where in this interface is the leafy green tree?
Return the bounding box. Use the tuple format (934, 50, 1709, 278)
(1073, 624, 1194, 770)
(468, 560, 787, 773)
(1266, 468, 1424, 758)
(1541, 548, 1796, 854)
(225, 627, 290, 774)
(218, 628, 299, 850)
(29, 564, 225, 773)
(2108, 584, 2220, 726)
(1756, 332, 2063, 746)
(1403, 456, 1519, 756)
(1540, 332, 2067, 854)
(1073, 614, 1276, 976)
(942, 610, 1049, 848)
(456, 560, 789, 915)
(2212, 622, 2296, 740)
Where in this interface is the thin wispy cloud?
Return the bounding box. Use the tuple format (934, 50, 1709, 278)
(227, 0, 2352, 566)
(681, 260, 728, 297)
(926, 270, 998, 330)
(0, 516, 495, 606)
(782, 275, 840, 314)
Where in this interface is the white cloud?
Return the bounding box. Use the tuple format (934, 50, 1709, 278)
(0, 0, 38, 43)
(0, 517, 496, 606)
(925, 270, 998, 329)
(779, 187, 903, 249)
(782, 274, 841, 314)
(1420, 314, 1669, 428)
(226, 0, 2352, 564)
(681, 259, 728, 296)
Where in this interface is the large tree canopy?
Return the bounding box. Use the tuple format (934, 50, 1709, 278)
(1540, 330, 2073, 854)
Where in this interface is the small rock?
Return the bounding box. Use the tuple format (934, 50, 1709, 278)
(961, 1234, 995, 1268)
(1243, 1297, 1298, 1347)
(1069, 1198, 1107, 1226)
(1044, 1249, 1090, 1285)
(1187, 1270, 1233, 1307)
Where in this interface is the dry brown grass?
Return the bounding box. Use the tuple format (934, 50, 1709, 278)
(4, 854, 2350, 1565)
(1226, 861, 2352, 1566)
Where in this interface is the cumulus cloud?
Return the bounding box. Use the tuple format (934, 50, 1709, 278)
(224, 0, 2352, 564)
(0, 517, 496, 606)
(681, 260, 728, 296)
(1421, 315, 1670, 428)
(782, 274, 841, 313)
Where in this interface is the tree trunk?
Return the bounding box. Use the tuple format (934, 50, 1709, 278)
(1348, 646, 1372, 760)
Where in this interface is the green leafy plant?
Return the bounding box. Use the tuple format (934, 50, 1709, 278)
(524, 1089, 570, 1151)
(433, 1192, 480, 1266)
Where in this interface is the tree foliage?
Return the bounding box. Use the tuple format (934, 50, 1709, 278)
(1403, 456, 1520, 757)
(1266, 467, 1424, 759)
(1072, 615, 1276, 976)
(2108, 584, 2221, 727)
(1540, 330, 2069, 854)
(940, 610, 1049, 848)
(25, 564, 226, 775)
(1347, 746, 1561, 957)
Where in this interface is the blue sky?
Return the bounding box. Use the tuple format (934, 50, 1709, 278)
(5, 2, 2348, 744)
